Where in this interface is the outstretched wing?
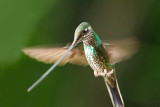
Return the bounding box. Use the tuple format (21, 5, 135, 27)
(104, 37, 139, 64)
(23, 45, 88, 66)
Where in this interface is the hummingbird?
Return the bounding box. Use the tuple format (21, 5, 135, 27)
(23, 22, 139, 107)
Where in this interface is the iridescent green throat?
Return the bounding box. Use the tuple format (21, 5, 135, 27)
(83, 34, 101, 56)
(83, 34, 114, 70)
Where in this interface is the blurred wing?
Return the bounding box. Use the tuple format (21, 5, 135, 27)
(23, 45, 88, 66)
(104, 37, 139, 64)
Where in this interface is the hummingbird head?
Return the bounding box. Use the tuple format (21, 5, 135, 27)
(72, 22, 94, 45)
(26, 22, 95, 92)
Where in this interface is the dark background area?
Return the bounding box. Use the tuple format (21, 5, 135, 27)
(0, 0, 160, 107)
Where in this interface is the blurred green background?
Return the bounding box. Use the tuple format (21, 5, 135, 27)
(0, 0, 160, 107)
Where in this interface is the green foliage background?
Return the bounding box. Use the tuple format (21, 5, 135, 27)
(0, 0, 160, 107)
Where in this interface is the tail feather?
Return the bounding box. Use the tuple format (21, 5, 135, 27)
(104, 77, 124, 107)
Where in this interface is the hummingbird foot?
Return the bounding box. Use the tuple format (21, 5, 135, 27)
(94, 71, 99, 77)
(94, 69, 114, 77)
(94, 70, 106, 77)
(94, 69, 108, 77)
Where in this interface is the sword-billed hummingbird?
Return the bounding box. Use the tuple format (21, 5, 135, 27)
(23, 22, 139, 107)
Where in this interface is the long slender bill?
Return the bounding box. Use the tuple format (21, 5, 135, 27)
(27, 44, 75, 92)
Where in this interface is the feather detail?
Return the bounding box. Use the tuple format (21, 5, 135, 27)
(23, 38, 139, 66)
(104, 76, 124, 107)
(103, 37, 139, 64)
(23, 46, 88, 66)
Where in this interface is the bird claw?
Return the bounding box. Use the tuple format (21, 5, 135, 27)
(94, 69, 113, 77)
(94, 71, 99, 77)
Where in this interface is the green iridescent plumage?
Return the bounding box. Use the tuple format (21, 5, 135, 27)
(78, 22, 123, 107)
(24, 22, 139, 107)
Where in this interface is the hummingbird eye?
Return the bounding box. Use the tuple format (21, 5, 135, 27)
(83, 28, 88, 35)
